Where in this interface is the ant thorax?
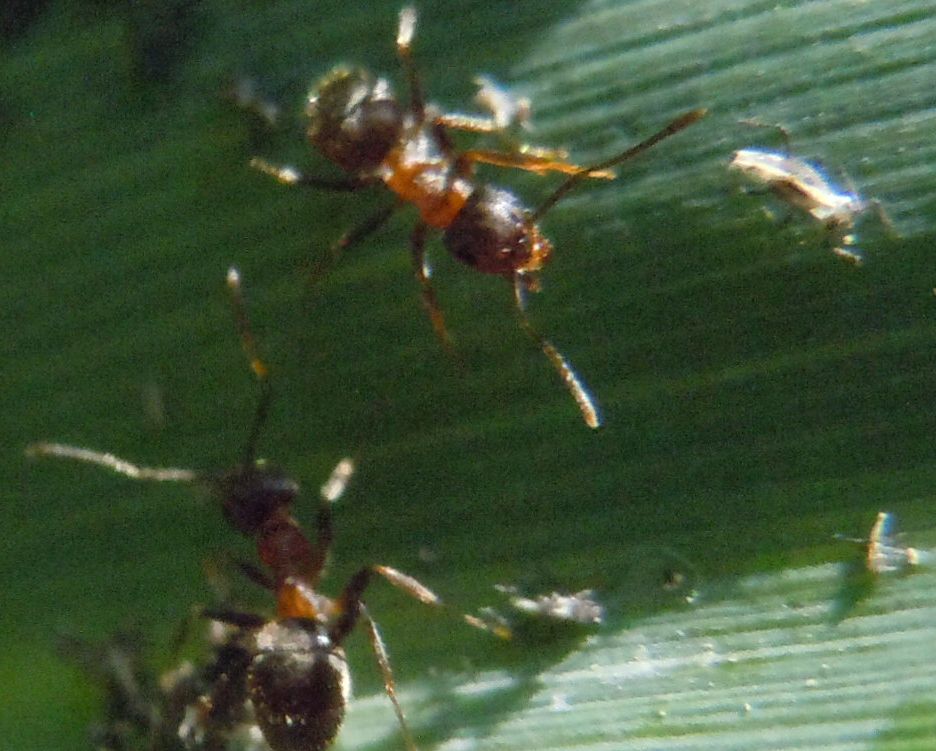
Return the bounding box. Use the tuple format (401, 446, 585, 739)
(445, 185, 553, 278)
(380, 122, 474, 228)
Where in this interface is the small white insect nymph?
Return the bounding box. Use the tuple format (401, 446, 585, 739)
(729, 147, 891, 265)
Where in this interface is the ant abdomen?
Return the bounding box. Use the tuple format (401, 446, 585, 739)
(444, 185, 552, 278)
(248, 619, 351, 751)
(307, 67, 404, 174)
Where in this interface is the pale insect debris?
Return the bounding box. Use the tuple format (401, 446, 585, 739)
(496, 584, 604, 625)
(865, 511, 921, 574)
(837, 511, 923, 575)
(728, 147, 893, 265)
(226, 76, 280, 127)
(473, 75, 532, 132)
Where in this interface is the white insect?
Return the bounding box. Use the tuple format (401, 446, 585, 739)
(729, 147, 891, 265)
(837, 511, 924, 574)
(864, 511, 921, 575)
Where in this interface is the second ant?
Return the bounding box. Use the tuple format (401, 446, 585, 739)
(251, 7, 706, 429)
(29, 268, 501, 751)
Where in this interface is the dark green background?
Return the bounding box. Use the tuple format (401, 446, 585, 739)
(3, 1, 935, 749)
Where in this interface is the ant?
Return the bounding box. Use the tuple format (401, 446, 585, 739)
(250, 6, 706, 429)
(28, 268, 500, 751)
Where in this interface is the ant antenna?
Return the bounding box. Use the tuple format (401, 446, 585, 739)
(24, 442, 198, 482)
(513, 276, 601, 429)
(531, 108, 707, 222)
(226, 267, 273, 469)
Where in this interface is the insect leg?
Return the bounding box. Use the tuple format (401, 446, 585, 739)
(361, 606, 419, 751)
(513, 275, 601, 429)
(226, 268, 273, 469)
(250, 157, 370, 191)
(307, 457, 355, 581)
(410, 221, 454, 349)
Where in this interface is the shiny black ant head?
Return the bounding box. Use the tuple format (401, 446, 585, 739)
(215, 462, 300, 537)
(306, 66, 404, 174)
(444, 185, 553, 278)
(248, 618, 350, 751)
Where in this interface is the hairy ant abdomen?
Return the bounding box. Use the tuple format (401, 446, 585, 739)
(248, 618, 351, 751)
(307, 68, 404, 175)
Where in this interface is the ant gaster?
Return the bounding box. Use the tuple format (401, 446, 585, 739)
(251, 6, 706, 429)
(28, 268, 499, 751)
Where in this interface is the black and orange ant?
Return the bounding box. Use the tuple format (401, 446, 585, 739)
(251, 6, 705, 429)
(28, 268, 501, 751)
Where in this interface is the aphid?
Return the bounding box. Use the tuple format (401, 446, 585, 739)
(497, 585, 604, 626)
(251, 6, 705, 429)
(837, 511, 922, 575)
(29, 268, 497, 751)
(729, 146, 891, 265)
(864, 511, 921, 575)
(469, 585, 603, 638)
(471, 75, 531, 133)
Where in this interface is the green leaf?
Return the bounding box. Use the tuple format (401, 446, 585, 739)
(3, 0, 936, 750)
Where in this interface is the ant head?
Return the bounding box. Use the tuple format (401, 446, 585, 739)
(444, 185, 553, 278)
(215, 462, 300, 537)
(306, 67, 404, 174)
(248, 618, 350, 751)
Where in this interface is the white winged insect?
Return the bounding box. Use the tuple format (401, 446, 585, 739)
(729, 146, 893, 265)
(838, 511, 923, 575)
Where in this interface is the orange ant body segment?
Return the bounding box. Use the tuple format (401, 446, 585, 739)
(28, 267, 501, 751)
(251, 7, 705, 429)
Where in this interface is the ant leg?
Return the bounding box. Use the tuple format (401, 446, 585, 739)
(330, 575, 420, 751)
(332, 202, 399, 257)
(329, 563, 505, 751)
(396, 7, 425, 120)
(250, 157, 371, 192)
(435, 75, 528, 135)
(410, 222, 454, 349)
(307, 202, 399, 281)
(361, 606, 419, 751)
(532, 108, 706, 222)
(24, 442, 199, 482)
(512, 275, 601, 429)
(233, 559, 277, 592)
(226, 268, 272, 469)
(307, 457, 356, 580)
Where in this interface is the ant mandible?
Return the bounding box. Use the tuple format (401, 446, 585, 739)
(28, 268, 500, 751)
(250, 6, 706, 430)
